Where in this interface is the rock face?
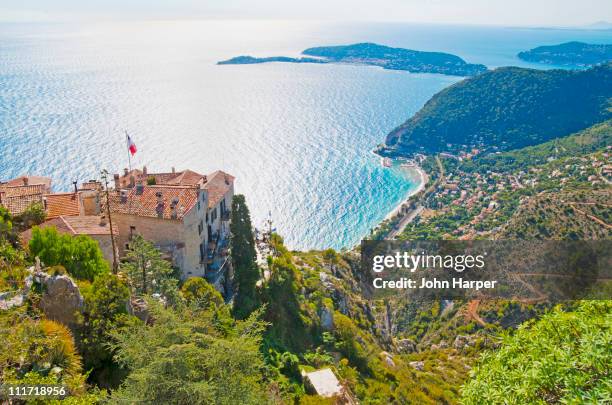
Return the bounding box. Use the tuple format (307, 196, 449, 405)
(396, 338, 417, 353)
(453, 334, 476, 350)
(128, 297, 150, 323)
(379, 351, 396, 368)
(319, 306, 334, 331)
(409, 361, 425, 371)
(39, 274, 84, 327)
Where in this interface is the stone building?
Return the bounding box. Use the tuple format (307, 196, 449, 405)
(108, 183, 209, 279)
(111, 167, 235, 283)
(0, 175, 52, 216)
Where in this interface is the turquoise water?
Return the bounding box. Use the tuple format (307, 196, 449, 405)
(1, 21, 611, 249)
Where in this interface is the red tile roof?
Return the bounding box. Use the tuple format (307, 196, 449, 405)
(117, 169, 206, 188)
(44, 193, 81, 219)
(0, 184, 46, 215)
(108, 185, 200, 220)
(114, 168, 234, 210)
(164, 170, 206, 186)
(4, 175, 52, 190)
(204, 170, 235, 208)
(20, 215, 117, 244)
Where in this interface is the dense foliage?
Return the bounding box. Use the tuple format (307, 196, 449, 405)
(462, 120, 612, 174)
(76, 274, 136, 388)
(302, 43, 487, 75)
(29, 226, 109, 281)
(120, 234, 178, 300)
(462, 301, 611, 404)
(230, 194, 260, 319)
(518, 41, 612, 66)
(382, 62, 611, 155)
(109, 301, 268, 405)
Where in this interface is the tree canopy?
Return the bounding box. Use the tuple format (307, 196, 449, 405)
(29, 226, 109, 281)
(462, 301, 612, 404)
(229, 194, 260, 319)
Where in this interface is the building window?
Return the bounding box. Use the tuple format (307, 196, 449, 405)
(198, 220, 203, 235)
(129, 226, 136, 240)
(197, 200, 201, 211)
(199, 242, 206, 263)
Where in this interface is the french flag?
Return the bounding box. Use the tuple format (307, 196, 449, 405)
(127, 134, 137, 156)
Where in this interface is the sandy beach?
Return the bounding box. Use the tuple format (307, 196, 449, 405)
(384, 164, 429, 222)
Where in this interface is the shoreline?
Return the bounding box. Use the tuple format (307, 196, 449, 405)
(383, 164, 428, 222)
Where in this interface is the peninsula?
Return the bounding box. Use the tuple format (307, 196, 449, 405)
(218, 42, 488, 76)
(518, 41, 612, 66)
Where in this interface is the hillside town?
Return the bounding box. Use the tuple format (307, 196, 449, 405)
(0, 167, 235, 294)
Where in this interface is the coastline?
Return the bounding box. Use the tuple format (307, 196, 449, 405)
(384, 164, 428, 222)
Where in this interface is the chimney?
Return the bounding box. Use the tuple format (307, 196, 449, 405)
(135, 181, 144, 195)
(155, 191, 164, 218)
(170, 197, 179, 219)
(73, 181, 78, 193)
(113, 174, 120, 190)
(22, 177, 28, 186)
(129, 175, 135, 188)
(124, 168, 129, 176)
(143, 165, 147, 176)
(171, 167, 176, 174)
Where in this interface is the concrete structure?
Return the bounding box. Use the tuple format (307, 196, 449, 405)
(303, 368, 357, 403)
(20, 215, 118, 266)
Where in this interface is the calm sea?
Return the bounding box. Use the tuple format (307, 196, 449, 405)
(1, 20, 610, 249)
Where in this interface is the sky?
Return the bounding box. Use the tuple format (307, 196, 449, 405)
(1, 0, 611, 27)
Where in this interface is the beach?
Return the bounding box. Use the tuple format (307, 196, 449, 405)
(384, 164, 429, 222)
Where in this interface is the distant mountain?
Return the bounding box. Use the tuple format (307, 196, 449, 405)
(379, 62, 612, 156)
(218, 43, 488, 76)
(518, 41, 612, 66)
(586, 21, 612, 30)
(218, 56, 326, 65)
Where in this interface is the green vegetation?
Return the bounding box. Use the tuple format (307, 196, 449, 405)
(462, 120, 612, 174)
(400, 122, 611, 241)
(381, 62, 611, 155)
(518, 41, 612, 66)
(230, 194, 260, 319)
(109, 302, 268, 405)
(120, 234, 177, 299)
(14, 202, 46, 231)
(76, 274, 136, 388)
(463, 301, 611, 404)
(181, 277, 224, 309)
(219, 42, 487, 76)
(29, 226, 109, 281)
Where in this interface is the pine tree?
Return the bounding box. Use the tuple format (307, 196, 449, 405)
(229, 194, 259, 319)
(120, 235, 177, 298)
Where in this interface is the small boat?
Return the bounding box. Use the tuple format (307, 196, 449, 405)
(381, 157, 392, 167)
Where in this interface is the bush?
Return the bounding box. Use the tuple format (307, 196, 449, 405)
(29, 227, 109, 281)
(462, 301, 612, 404)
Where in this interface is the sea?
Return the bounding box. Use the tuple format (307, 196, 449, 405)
(1, 20, 611, 249)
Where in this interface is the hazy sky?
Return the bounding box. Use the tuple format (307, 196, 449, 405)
(1, 0, 611, 26)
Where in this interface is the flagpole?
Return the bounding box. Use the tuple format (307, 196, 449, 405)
(125, 130, 132, 172)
